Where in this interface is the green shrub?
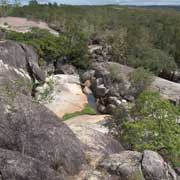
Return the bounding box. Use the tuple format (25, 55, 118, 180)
(35, 79, 54, 103)
(129, 67, 154, 96)
(127, 47, 177, 75)
(121, 91, 180, 166)
(63, 104, 96, 120)
(5, 28, 90, 69)
(107, 63, 123, 82)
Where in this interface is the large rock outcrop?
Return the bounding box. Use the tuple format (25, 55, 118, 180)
(142, 150, 177, 180)
(0, 40, 86, 179)
(66, 115, 124, 168)
(81, 61, 180, 113)
(66, 115, 124, 180)
(0, 93, 86, 175)
(100, 151, 145, 180)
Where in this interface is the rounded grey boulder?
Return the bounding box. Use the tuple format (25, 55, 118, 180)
(0, 148, 63, 180)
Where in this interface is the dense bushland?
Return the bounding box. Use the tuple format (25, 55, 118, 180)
(4, 4, 180, 75)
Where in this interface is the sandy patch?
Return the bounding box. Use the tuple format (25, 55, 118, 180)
(0, 16, 58, 35)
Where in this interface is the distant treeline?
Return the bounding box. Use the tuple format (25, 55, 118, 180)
(2, 3, 180, 76)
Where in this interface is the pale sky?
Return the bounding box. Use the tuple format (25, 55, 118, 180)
(20, 0, 180, 5)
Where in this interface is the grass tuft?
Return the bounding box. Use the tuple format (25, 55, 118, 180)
(63, 104, 96, 121)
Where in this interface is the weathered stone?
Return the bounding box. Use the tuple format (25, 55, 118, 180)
(109, 87, 120, 97)
(175, 167, 180, 176)
(97, 104, 107, 113)
(124, 94, 135, 102)
(55, 64, 77, 75)
(0, 40, 86, 177)
(95, 84, 109, 97)
(108, 96, 121, 106)
(122, 99, 127, 103)
(83, 86, 92, 95)
(84, 80, 92, 88)
(92, 63, 111, 78)
(96, 56, 104, 62)
(0, 93, 86, 176)
(0, 148, 63, 180)
(94, 78, 104, 87)
(88, 45, 103, 54)
(81, 70, 95, 82)
(142, 150, 177, 180)
(0, 40, 45, 95)
(104, 62, 180, 104)
(66, 115, 123, 167)
(100, 151, 145, 180)
(106, 104, 117, 113)
(20, 43, 46, 82)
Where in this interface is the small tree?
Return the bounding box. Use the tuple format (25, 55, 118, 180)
(13, 0, 21, 7)
(29, 0, 38, 6)
(129, 67, 154, 97)
(0, 0, 9, 17)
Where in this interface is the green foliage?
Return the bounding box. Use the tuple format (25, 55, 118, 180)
(36, 79, 54, 103)
(111, 30, 127, 64)
(127, 47, 177, 75)
(0, 0, 10, 17)
(6, 4, 180, 74)
(5, 28, 90, 69)
(29, 0, 38, 6)
(107, 63, 122, 82)
(13, 0, 21, 7)
(129, 67, 154, 96)
(63, 104, 96, 120)
(121, 91, 180, 166)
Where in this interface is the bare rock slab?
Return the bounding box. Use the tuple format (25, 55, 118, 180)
(36, 74, 88, 118)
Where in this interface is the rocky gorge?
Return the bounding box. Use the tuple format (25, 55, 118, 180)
(0, 38, 179, 180)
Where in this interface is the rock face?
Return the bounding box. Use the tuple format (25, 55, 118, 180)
(80, 62, 130, 114)
(100, 150, 178, 180)
(81, 59, 180, 114)
(0, 40, 86, 179)
(142, 150, 177, 180)
(35, 74, 88, 118)
(88, 44, 112, 62)
(100, 151, 145, 180)
(66, 115, 124, 168)
(21, 43, 46, 82)
(0, 148, 63, 180)
(0, 40, 45, 85)
(55, 63, 77, 75)
(0, 94, 86, 175)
